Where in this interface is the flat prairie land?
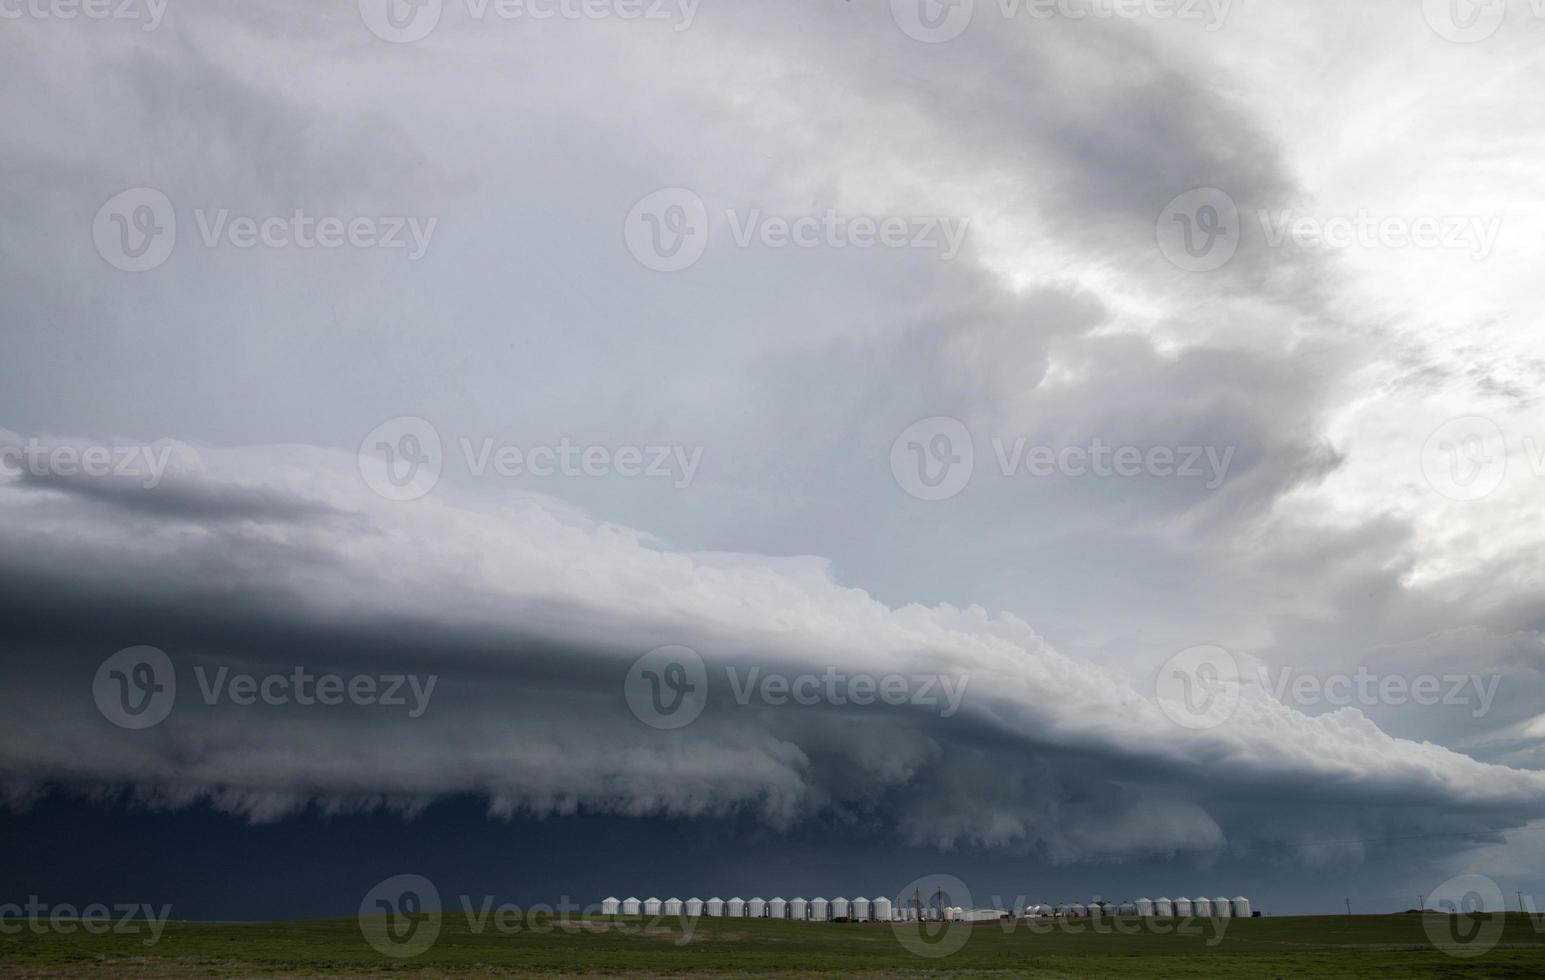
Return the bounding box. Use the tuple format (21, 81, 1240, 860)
(4, 912, 1544, 978)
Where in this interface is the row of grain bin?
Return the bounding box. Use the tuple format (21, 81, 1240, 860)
(600, 895, 1251, 920)
(1023, 897, 1250, 919)
(599, 896, 899, 920)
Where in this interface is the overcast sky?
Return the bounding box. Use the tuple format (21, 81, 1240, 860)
(3, 0, 1545, 919)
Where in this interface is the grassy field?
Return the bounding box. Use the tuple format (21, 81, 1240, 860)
(4, 911, 1544, 978)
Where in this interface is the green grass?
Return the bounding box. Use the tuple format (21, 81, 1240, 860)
(4, 912, 1545, 978)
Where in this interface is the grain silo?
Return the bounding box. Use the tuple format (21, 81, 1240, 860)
(790, 897, 808, 920)
(1172, 897, 1193, 917)
(727, 897, 745, 917)
(621, 897, 641, 916)
(1192, 897, 1212, 917)
(1068, 903, 1086, 918)
(769, 897, 786, 919)
(748, 897, 766, 917)
(643, 897, 662, 916)
(601, 897, 620, 915)
(811, 897, 829, 920)
(706, 897, 724, 917)
(1231, 896, 1251, 918)
(1153, 897, 1174, 918)
(852, 897, 870, 921)
(1213, 897, 1232, 918)
(663, 898, 682, 916)
(685, 898, 703, 917)
(831, 897, 850, 919)
(1134, 898, 1154, 917)
(873, 897, 893, 921)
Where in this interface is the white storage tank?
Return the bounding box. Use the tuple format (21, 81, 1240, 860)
(1069, 903, 1087, 918)
(873, 897, 893, 921)
(727, 897, 746, 917)
(748, 898, 766, 918)
(790, 897, 808, 920)
(621, 897, 641, 916)
(1154, 897, 1174, 918)
(601, 897, 620, 915)
(643, 897, 662, 916)
(1213, 897, 1232, 918)
(1192, 897, 1212, 917)
(852, 897, 870, 921)
(1231, 896, 1251, 918)
(1134, 898, 1154, 917)
(1172, 897, 1193, 917)
(663, 898, 682, 916)
(685, 898, 703, 917)
(811, 897, 829, 920)
(831, 897, 850, 919)
(769, 897, 786, 919)
(706, 897, 724, 917)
